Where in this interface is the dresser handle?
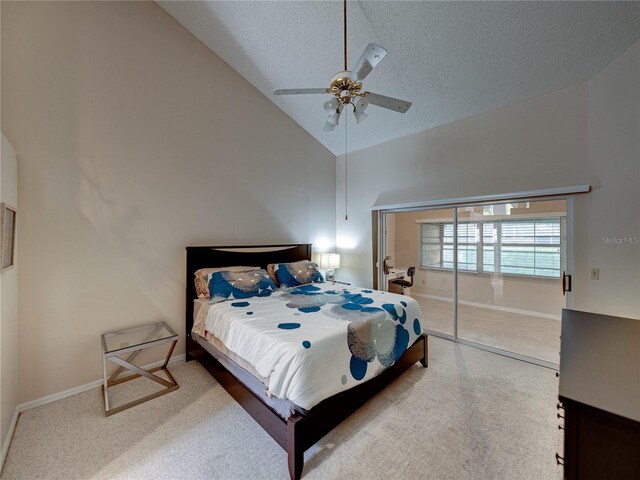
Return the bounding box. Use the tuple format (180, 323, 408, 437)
(557, 402, 564, 410)
(556, 453, 564, 466)
(557, 413, 564, 420)
(558, 425, 564, 430)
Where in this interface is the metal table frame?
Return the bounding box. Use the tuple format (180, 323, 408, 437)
(101, 322, 179, 416)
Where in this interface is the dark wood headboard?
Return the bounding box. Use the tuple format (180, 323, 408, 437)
(185, 244, 312, 338)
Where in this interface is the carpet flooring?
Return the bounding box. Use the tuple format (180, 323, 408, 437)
(415, 296, 560, 364)
(1, 338, 562, 480)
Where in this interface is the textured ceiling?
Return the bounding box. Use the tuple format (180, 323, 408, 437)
(158, 1, 640, 155)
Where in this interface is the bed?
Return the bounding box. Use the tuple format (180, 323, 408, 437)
(185, 244, 428, 479)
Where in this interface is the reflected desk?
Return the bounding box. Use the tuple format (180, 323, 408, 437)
(387, 268, 409, 295)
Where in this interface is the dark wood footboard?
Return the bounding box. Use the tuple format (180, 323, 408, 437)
(188, 333, 428, 479)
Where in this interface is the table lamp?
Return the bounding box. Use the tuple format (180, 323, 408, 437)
(320, 253, 341, 282)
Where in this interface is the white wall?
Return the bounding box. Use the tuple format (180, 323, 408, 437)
(337, 81, 588, 286)
(573, 41, 640, 317)
(1, 2, 336, 403)
(0, 134, 18, 462)
(337, 39, 640, 319)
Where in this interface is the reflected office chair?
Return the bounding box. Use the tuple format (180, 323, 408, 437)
(391, 267, 415, 295)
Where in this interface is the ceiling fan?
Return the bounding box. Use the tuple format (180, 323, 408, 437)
(273, 0, 412, 131)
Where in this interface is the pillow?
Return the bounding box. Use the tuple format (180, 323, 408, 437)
(266, 263, 279, 286)
(271, 260, 324, 288)
(194, 266, 259, 298)
(208, 269, 277, 304)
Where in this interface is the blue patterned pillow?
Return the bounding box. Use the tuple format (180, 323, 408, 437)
(208, 269, 277, 304)
(273, 261, 324, 288)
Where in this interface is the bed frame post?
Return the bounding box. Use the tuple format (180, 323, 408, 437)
(287, 415, 304, 480)
(420, 334, 428, 368)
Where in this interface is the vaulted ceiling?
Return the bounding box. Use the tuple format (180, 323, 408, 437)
(158, 1, 640, 154)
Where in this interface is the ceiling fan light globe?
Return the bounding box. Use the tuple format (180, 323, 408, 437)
(328, 113, 340, 127)
(355, 97, 368, 111)
(354, 110, 368, 124)
(323, 121, 335, 132)
(323, 98, 340, 114)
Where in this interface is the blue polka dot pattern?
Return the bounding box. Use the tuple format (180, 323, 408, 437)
(344, 293, 374, 305)
(392, 325, 410, 361)
(231, 301, 250, 307)
(382, 303, 407, 324)
(247, 311, 253, 315)
(362, 289, 373, 293)
(290, 289, 322, 296)
(302, 341, 311, 349)
(277, 323, 301, 330)
(360, 306, 385, 314)
(285, 286, 361, 313)
(349, 355, 367, 381)
(413, 318, 421, 335)
(401, 301, 407, 307)
(299, 306, 321, 313)
(341, 303, 362, 311)
(292, 284, 322, 293)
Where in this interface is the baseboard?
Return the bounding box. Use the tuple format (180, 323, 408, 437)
(0, 353, 185, 471)
(17, 353, 186, 412)
(411, 292, 561, 321)
(0, 406, 20, 473)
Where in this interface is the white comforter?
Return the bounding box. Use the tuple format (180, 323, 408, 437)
(203, 283, 423, 410)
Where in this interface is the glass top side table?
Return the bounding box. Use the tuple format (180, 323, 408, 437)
(101, 321, 179, 416)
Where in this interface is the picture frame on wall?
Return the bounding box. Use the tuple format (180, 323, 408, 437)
(1, 203, 16, 271)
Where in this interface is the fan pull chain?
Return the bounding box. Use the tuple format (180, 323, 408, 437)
(343, 0, 348, 71)
(343, 0, 348, 221)
(344, 112, 348, 221)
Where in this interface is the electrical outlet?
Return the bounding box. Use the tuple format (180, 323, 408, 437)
(591, 268, 599, 280)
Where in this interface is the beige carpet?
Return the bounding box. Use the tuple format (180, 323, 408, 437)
(1, 338, 562, 480)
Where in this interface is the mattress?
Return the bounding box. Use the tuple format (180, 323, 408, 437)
(193, 299, 266, 383)
(192, 331, 306, 419)
(194, 299, 305, 419)
(193, 283, 423, 411)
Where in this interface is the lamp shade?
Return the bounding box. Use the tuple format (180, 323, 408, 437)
(324, 97, 340, 114)
(327, 112, 340, 127)
(354, 97, 368, 111)
(353, 109, 368, 124)
(320, 253, 341, 269)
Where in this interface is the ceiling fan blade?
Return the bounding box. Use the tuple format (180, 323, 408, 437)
(273, 88, 328, 96)
(365, 92, 412, 113)
(349, 44, 387, 82)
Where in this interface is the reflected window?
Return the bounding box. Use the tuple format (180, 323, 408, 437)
(419, 216, 564, 278)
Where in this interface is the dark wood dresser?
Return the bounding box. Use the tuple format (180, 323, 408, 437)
(558, 310, 640, 480)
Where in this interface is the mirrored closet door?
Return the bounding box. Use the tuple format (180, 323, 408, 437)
(381, 198, 570, 367)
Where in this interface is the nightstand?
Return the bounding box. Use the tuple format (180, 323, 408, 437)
(101, 321, 179, 416)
